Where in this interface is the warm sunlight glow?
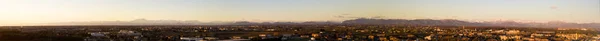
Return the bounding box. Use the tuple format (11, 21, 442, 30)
(0, 0, 598, 26)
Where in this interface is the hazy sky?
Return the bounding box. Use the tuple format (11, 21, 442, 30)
(0, 0, 598, 25)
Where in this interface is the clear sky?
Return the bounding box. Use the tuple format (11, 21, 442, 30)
(0, 0, 598, 25)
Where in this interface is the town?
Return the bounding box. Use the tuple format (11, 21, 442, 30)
(0, 25, 598, 41)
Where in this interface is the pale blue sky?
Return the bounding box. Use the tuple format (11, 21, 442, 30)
(0, 0, 598, 25)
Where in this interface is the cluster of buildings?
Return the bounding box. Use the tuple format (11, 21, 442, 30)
(0, 25, 599, 41)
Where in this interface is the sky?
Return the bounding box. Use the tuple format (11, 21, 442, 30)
(0, 0, 598, 25)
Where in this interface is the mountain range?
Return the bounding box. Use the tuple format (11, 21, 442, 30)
(41, 18, 600, 28)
